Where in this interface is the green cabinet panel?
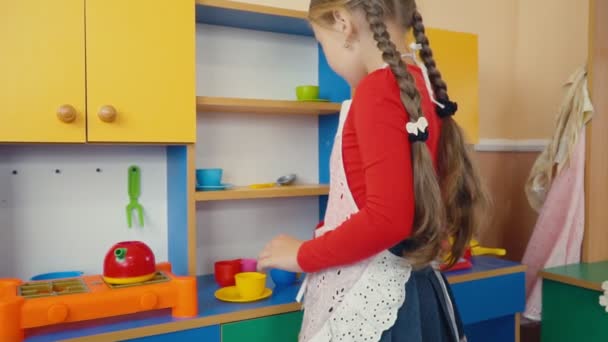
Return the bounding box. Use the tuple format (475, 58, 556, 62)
(222, 311, 303, 342)
(542, 279, 608, 342)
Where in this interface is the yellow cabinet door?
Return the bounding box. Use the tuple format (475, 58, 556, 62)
(425, 28, 479, 144)
(85, 0, 195, 143)
(407, 28, 479, 144)
(0, 0, 86, 143)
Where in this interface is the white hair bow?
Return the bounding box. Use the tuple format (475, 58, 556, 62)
(406, 117, 429, 142)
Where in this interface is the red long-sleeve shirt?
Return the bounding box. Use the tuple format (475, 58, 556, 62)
(297, 65, 442, 273)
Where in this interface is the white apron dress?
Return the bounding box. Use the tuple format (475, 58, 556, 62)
(297, 54, 462, 342)
(298, 100, 413, 342)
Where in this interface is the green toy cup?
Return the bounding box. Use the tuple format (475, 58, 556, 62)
(296, 85, 320, 101)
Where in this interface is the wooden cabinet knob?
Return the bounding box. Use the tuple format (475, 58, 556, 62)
(56, 104, 77, 123)
(98, 105, 117, 123)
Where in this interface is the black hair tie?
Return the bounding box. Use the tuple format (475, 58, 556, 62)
(409, 129, 429, 143)
(406, 117, 430, 143)
(436, 100, 458, 118)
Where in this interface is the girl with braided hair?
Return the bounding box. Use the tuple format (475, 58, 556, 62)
(258, 1, 488, 340)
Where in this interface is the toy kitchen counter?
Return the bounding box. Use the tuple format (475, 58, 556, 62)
(540, 261, 608, 342)
(10, 257, 524, 342)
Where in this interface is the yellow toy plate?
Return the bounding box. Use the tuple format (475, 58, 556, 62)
(214, 286, 273, 303)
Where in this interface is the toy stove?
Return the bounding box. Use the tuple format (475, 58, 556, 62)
(16, 271, 173, 299)
(0, 263, 197, 342)
(18, 278, 89, 299)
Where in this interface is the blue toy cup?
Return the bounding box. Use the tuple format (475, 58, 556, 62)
(270, 269, 297, 287)
(30, 271, 83, 281)
(196, 168, 223, 187)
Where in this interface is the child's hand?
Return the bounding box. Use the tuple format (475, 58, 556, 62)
(257, 235, 304, 273)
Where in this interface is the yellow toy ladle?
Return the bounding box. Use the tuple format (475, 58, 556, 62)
(469, 239, 507, 257)
(248, 174, 296, 189)
(248, 183, 275, 189)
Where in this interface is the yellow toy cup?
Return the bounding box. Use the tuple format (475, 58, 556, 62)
(235, 272, 266, 299)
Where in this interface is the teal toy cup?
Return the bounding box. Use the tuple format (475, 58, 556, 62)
(196, 168, 223, 187)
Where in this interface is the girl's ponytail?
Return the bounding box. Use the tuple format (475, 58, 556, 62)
(412, 9, 490, 265)
(362, 0, 446, 267)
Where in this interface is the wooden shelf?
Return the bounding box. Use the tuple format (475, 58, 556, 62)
(195, 184, 329, 202)
(197, 97, 341, 116)
(195, 0, 313, 36)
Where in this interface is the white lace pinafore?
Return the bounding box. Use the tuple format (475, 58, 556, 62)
(298, 100, 413, 342)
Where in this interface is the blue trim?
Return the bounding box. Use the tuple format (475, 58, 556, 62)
(196, 4, 313, 37)
(317, 45, 350, 220)
(317, 45, 351, 103)
(166, 146, 189, 276)
(444, 255, 522, 277)
(451, 271, 525, 325)
(318, 195, 329, 221)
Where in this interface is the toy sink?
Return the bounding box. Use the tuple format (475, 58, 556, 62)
(0, 262, 197, 341)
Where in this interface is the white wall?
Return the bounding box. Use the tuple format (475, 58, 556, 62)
(195, 24, 320, 274)
(0, 145, 168, 279)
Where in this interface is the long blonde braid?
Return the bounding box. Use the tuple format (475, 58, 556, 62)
(361, 0, 446, 266)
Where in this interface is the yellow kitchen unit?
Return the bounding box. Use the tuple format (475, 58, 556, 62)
(0, 0, 86, 143)
(0, 0, 195, 144)
(85, 0, 195, 143)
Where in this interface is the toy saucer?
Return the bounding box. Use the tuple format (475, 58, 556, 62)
(214, 286, 272, 303)
(196, 184, 234, 191)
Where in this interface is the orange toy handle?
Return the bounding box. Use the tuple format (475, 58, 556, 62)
(0, 296, 24, 342)
(156, 262, 172, 273)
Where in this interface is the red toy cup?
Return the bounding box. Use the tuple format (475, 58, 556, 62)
(214, 259, 242, 287)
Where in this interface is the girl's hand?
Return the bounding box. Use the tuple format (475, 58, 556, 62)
(257, 235, 304, 273)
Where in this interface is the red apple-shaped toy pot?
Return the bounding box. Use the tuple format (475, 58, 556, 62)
(103, 241, 156, 285)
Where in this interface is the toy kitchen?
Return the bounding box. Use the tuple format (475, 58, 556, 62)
(0, 241, 197, 341)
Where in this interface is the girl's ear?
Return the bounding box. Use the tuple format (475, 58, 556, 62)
(332, 9, 357, 41)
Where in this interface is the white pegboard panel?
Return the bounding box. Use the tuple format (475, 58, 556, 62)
(0, 145, 168, 280)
